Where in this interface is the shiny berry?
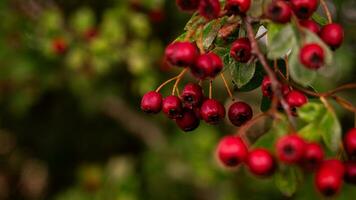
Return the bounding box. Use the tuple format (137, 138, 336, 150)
(286, 90, 308, 108)
(344, 161, 356, 185)
(191, 52, 223, 79)
(52, 37, 67, 54)
(199, 0, 221, 20)
(165, 42, 199, 67)
(230, 38, 252, 63)
(247, 148, 276, 176)
(200, 99, 226, 125)
(140, 91, 163, 114)
(299, 43, 325, 69)
(216, 136, 248, 167)
(225, 0, 251, 16)
(322, 159, 346, 177)
(261, 76, 290, 98)
(300, 19, 320, 34)
(176, 0, 200, 11)
(228, 102, 253, 127)
(162, 95, 183, 119)
(302, 142, 324, 171)
(276, 134, 306, 164)
(290, 0, 319, 19)
(181, 83, 204, 109)
(344, 128, 356, 158)
(315, 164, 344, 196)
(320, 23, 344, 50)
(266, 0, 292, 24)
(175, 110, 200, 132)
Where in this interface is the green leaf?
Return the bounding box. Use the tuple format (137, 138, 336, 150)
(289, 45, 317, 86)
(319, 110, 342, 152)
(184, 14, 204, 31)
(230, 61, 256, 88)
(174, 32, 187, 42)
(312, 13, 328, 26)
(298, 102, 326, 122)
(267, 24, 296, 59)
(253, 131, 276, 151)
(202, 19, 224, 50)
(260, 95, 271, 112)
(236, 63, 265, 92)
(299, 123, 322, 142)
(274, 166, 299, 197)
(247, 0, 272, 18)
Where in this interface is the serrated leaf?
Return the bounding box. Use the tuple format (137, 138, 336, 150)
(274, 166, 299, 197)
(230, 61, 256, 88)
(312, 13, 328, 26)
(236, 63, 265, 92)
(298, 102, 326, 122)
(289, 46, 317, 86)
(184, 14, 205, 31)
(267, 24, 296, 59)
(320, 110, 342, 152)
(299, 123, 322, 142)
(202, 19, 224, 50)
(247, 0, 272, 18)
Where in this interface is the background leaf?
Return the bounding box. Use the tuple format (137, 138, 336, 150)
(274, 166, 299, 197)
(229, 61, 256, 88)
(267, 24, 296, 59)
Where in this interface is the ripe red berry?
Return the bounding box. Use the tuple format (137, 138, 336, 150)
(290, 0, 319, 19)
(228, 102, 253, 127)
(315, 162, 344, 196)
(344, 128, 356, 158)
(200, 99, 226, 125)
(230, 38, 252, 63)
(261, 76, 290, 98)
(181, 83, 204, 109)
(162, 95, 183, 119)
(199, 0, 221, 20)
(165, 42, 199, 67)
(247, 148, 276, 176)
(276, 134, 306, 164)
(344, 161, 356, 185)
(300, 19, 320, 34)
(286, 90, 308, 108)
(141, 91, 163, 114)
(225, 0, 251, 16)
(216, 136, 248, 167)
(266, 0, 292, 24)
(299, 43, 325, 69)
(320, 23, 344, 50)
(176, 109, 200, 132)
(301, 142, 324, 171)
(191, 52, 223, 79)
(322, 159, 346, 177)
(176, 0, 200, 11)
(52, 37, 68, 55)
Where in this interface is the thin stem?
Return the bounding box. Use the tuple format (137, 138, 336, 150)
(237, 112, 269, 141)
(197, 25, 205, 54)
(156, 76, 178, 92)
(209, 80, 213, 99)
(172, 68, 188, 95)
(320, 0, 333, 24)
(220, 73, 235, 101)
(256, 31, 268, 41)
(284, 56, 290, 81)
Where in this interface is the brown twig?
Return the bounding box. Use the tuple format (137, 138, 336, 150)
(172, 68, 188, 95)
(209, 80, 213, 99)
(320, 0, 333, 24)
(237, 112, 269, 143)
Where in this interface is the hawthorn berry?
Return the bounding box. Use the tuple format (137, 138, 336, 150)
(230, 38, 252, 63)
(261, 76, 290, 98)
(216, 136, 248, 167)
(228, 102, 253, 127)
(175, 109, 200, 132)
(320, 23, 344, 50)
(165, 42, 199, 67)
(286, 90, 308, 108)
(140, 91, 163, 114)
(300, 19, 320, 34)
(301, 142, 324, 171)
(225, 0, 251, 16)
(344, 161, 356, 185)
(162, 95, 183, 119)
(315, 164, 344, 196)
(247, 148, 276, 176)
(200, 99, 226, 125)
(322, 159, 346, 177)
(52, 37, 68, 55)
(276, 134, 306, 164)
(344, 128, 356, 158)
(299, 43, 325, 69)
(266, 0, 292, 24)
(176, 0, 200, 11)
(199, 0, 221, 20)
(181, 83, 204, 109)
(290, 0, 319, 19)
(191, 52, 223, 79)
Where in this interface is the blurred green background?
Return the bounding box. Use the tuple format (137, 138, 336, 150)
(0, 0, 356, 199)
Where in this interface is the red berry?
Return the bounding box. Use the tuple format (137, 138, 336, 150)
(344, 161, 356, 185)
(181, 83, 204, 109)
(216, 136, 248, 167)
(225, 0, 251, 16)
(290, 0, 319, 19)
(52, 37, 68, 55)
(302, 142, 324, 171)
(266, 0, 292, 24)
(199, 0, 221, 20)
(286, 90, 308, 108)
(261, 76, 290, 98)
(162, 95, 183, 119)
(228, 102, 253, 127)
(299, 43, 325, 69)
(276, 134, 306, 164)
(175, 109, 200, 132)
(84, 27, 98, 41)
(247, 148, 276, 176)
(176, 0, 200, 11)
(344, 128, 356, 158)
(191, 52, 223, 79)
(321, 159, 345, 177)
(320, 23, 344, 50)
(165, 42, 199, 67)
(300, 19, 320, 34)
(140, 91, 163, 114)
(200, 99, 226, 125)
(230, 38, 252, 63)
(315, 163, 344, 196)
